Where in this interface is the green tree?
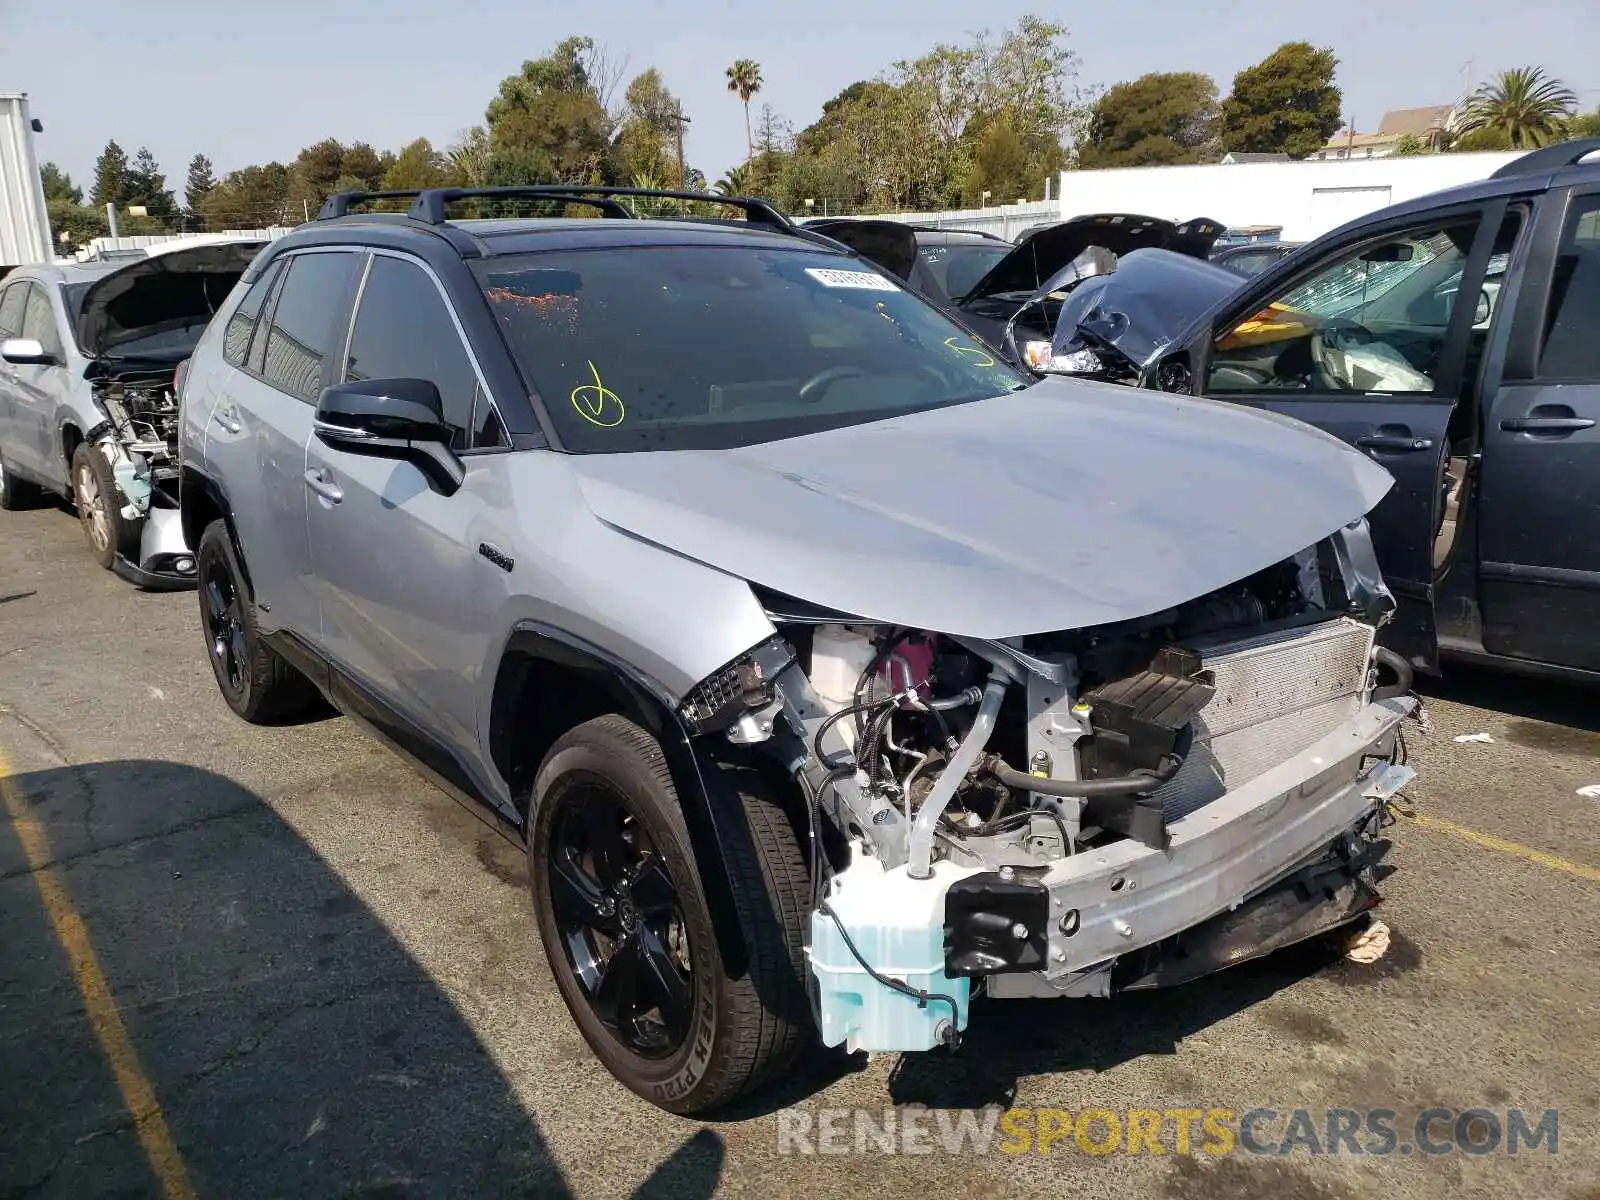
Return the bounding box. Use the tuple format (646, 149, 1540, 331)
(91, 140, 130, 207)
(382, 138, 449, 190)
(961, 110, 1066, 204)
(39, 162, 82, 204)
(446, 127, 492, 186)
(1449, 126, 1513, 152)
(1390, 133, 1431, 157)
(725, 59, 763, 164)
(1081, 72, 1220, 167)
(1221, 42, 1343, 159)
(196, 163, 292, 229)
(46, 198, 109, 249)
(1457, 67, 1577, 149)
(124, 147, 177, 225)
(184, 154, 216, 221)
(1566, 106, 1600, 139)
(616, 68, 683, 180)
(486, 39, 618, 185)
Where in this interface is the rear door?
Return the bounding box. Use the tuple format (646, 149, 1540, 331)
(1476, 187, 1600, 671)
(1185, 201, 1516, 673)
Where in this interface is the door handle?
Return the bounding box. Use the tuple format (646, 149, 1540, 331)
(1500, 416, 1595, 434)
(1356, 433, 1434, 453)
(211, 405, 242, 434)
(304, 468, 343, 504)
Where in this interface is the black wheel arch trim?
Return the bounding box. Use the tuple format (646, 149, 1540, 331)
(495, 621, 751, 979)
(181, 466, 254, 598)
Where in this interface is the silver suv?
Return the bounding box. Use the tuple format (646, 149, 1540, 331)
(179, 186, 1419, 1114)
(0, 239, 264, 583)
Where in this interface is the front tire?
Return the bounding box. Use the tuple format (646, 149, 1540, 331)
(195, 519, 320, 724)
(70, 443, 139, 569)
(529, 715, 811, 1114)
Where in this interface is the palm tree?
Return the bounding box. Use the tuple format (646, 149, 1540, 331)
(715, 164, 750, 196)
(725, 59, 763, 164)
(1458, 67, 1578, 149)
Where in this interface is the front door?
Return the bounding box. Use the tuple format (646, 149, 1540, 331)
(304, 251, 490, 770)
(1477, 188, 1600, 672)
(10, 283, 67, 477)
(1190, 204, 1515, 673)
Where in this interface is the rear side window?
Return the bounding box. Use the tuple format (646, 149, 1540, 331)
(20, 285, 60, 356)
(0, 283, 27, 339)
(260, 252, 361, 402)
(222, 262, 281, 368)
(342, 256, 483, 450)
(1537, 196, 1600, 381)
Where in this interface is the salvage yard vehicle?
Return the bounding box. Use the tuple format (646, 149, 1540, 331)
(1024, 139, 1600, 684)
(179, 185, 1418, 1115)
(0, 237, 266, 585)
(808, 212, 1225, 355)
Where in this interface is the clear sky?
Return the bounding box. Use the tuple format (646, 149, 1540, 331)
(4, 0, 1595, 203)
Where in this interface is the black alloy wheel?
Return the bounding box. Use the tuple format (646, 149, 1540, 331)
(546, 777, 694, 1058)
(203, 570, 249, 697)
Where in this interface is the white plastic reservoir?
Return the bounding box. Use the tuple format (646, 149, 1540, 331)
(808, 853, 977, 1053)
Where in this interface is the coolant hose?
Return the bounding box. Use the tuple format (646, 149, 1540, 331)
(906, 669, 1009, 879)
(988, 754, 1179, 797)
(1371, 645, 1414, 702)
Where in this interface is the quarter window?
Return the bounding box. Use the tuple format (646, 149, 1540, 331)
(260, 253, 361, 403)
(1208, 218, 1481, 396)
(343, 256, 484, 450)
(1537, 196, 1600, 381)
(222, 262, 281, 369)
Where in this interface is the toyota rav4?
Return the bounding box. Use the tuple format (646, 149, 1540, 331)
(178, 185, 1419, 1114)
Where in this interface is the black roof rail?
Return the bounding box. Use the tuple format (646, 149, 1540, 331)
(317, 190, 430, 219)
(1488, 138, 1600, 180)
(405, 185, 795, 229)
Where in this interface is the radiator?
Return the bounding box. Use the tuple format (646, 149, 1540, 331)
(1156, 617, 1376, 820)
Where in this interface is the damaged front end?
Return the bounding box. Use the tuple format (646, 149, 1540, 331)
(679, 519, 1415, 1055)
(85, 364, 195, 589)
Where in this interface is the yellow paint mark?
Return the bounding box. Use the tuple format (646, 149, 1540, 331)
(0, 748, 196, 1200)
(1405, 811, 1600, 885)
(570, 360, 624, 427)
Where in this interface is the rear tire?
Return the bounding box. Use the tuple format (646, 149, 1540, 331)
(529, 715, 811, 1114)
(195, 519, 321, 724)
(70, 443, 139, 569)
(0, 447, 40, 511)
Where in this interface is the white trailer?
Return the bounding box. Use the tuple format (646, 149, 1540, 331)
(0, 93, 53, 275)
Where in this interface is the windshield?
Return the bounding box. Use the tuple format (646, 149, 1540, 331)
(476, 245, 1029, 452)
(916, 242, 1012, 301)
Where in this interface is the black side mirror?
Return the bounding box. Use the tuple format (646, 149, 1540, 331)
(314, 378, 464, 495)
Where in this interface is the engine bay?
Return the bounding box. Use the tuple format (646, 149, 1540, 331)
(88, 366, 182, 517)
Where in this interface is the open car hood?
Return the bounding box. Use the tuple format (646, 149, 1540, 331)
(569, 377, 1393, 639)
(960, 213, 1225, 305)
(76, 239, 266, 359)
(804, 219, 919, 282)
(1053, 247, 1245, 369)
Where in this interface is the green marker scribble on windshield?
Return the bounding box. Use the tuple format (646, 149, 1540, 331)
(944, 336, 995, 368)
(571, 360, 625, 427)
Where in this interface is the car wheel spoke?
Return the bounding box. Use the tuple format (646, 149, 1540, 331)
(548, 847, 616, 933)
(636, 925, 692, 1042)
(629, 853, 676, 917)
(584, 800, 630, 890)
(592, 935, 641, 1026)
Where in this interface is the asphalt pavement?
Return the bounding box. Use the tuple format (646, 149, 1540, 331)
(1, 499, 1596, 1200)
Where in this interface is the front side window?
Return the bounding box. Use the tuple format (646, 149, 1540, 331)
(20, 286, 61, 357)
(476, 245, 1029, 453)
(1208, 218, 1481, 395)
(260, 253, 361, 402)
(0, 283, 28, 339)
(1537, 195, 1600, 381)
(343, 256, 483, 450)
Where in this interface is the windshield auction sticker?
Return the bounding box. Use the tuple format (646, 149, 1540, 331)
(804, 268, 900, 292)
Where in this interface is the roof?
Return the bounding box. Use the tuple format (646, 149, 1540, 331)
(1321, 131, 1406, 151)
(1220, 152, 1291, 164)
(5, 261, 123, 285)
(1377, 106, 1455, 136)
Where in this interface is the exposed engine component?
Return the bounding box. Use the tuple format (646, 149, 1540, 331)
(88, 369, 181, 521)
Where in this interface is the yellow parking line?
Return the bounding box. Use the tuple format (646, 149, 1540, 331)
(0, 748, 196, 1200)
(1405, 811, 1600, 885)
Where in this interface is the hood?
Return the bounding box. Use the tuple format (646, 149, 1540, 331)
(960, 213, 1224, 306)
(569, 379, 1393, 639)
(76, 240, 265, 358)
(1054, 247, 1244, 368)
(804, 219, 919, 282)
